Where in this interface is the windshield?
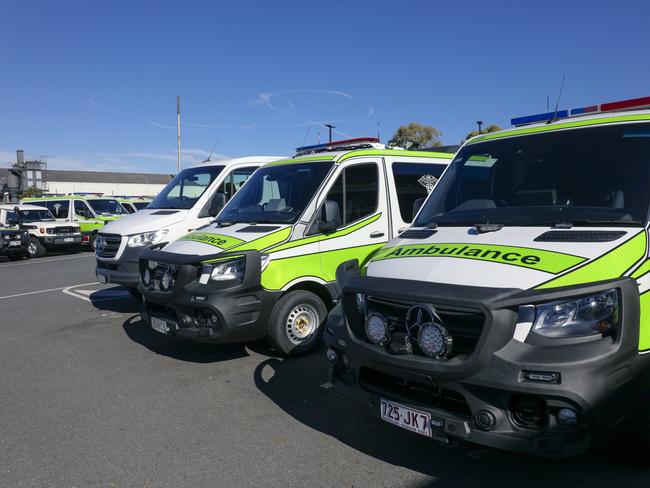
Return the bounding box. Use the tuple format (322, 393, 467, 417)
(415, 122, 650, 227)
(149, 166, 224, 210)
(133, 201, 150, 210)
(217, 161, 334, 224)
(9, 209, 55, 224)
(87, 199, 128, 215)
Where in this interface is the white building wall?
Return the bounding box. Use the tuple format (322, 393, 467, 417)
(47, 181, 167, 196)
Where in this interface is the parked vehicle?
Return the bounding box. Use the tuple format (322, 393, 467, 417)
(22, 195, 128, 250)
(325, 96, 650, 459)
(0, 219, 30, 261)
(117, 197, 153, 213)
(0, 204, 82, 257)
(138, 138, 453, 355)
(95, 157, 280, 296)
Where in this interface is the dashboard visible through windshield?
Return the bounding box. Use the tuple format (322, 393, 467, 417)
(415, 122, 650, 227)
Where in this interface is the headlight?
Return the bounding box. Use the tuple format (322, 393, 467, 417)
(46, 228, 54, 234)
(127, 229, 169, 247)
(142, 268, 151, 286)
(365, 313, 389, 346)
(531, 289, 619, 338)
(210, 257, 245, 281)
(160, 270, 173, 291)
(73, 226, 80, 233)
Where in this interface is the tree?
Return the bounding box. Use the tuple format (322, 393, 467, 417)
(21, 186, 43, 198)
(463, 124, 502, 142)
(388, 122, 443, 149)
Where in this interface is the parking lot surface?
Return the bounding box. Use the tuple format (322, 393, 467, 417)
(1, 252, 649, 487)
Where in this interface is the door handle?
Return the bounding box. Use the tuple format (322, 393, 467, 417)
(369, 231, 385, 238)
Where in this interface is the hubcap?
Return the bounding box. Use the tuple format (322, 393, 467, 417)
(28, 241, 37, 256)
(286, 304, 318, 345)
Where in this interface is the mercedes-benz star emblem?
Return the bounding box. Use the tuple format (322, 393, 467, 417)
(405, 304, 453, 359)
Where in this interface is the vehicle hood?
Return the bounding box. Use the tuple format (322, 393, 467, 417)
(366, 226, 647, 290)
(163, 223, 293, 256)
(101, 209, 189, 236)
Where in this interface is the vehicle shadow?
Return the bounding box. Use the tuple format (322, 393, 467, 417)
(254, 351, 650, 488)
(122, 314, 253, 363)
(89, 286, 142, 314)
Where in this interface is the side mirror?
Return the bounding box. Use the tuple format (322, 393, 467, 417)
(209, 192, 227, 217)
(318, 200, 342, 233)
(412, 197, 426, 221)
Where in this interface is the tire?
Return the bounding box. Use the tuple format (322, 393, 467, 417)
(28, 237, 46, 258)
(268, 290, 327, 356)
(126, 287, 142, 300)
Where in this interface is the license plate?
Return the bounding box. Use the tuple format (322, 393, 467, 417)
(64, 237, 74, 243)
(96, 271, 108, 284)
(9, 240, 20, 247)
(151, 316, 169, 334)
(380, 399, 433, 437)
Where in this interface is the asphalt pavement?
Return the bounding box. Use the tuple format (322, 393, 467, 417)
(1, 252, 649, 487)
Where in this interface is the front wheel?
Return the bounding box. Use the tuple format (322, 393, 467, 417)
(268, 290, 327, 356)
(28, 238, 46, 258)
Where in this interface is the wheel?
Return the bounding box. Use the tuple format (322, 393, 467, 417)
(65, 245, 81, 254)
(28, 237, 46, 258)
(268, 290, 327, 356)
(126, 287, 142, 300)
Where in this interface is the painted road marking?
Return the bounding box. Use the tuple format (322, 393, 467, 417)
(0, 281, 98, 300)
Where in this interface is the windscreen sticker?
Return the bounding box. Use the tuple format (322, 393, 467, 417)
(179, 233, 245, 249)
(371, 243, 586, 274)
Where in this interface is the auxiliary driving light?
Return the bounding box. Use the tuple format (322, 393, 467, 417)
(557, 408, 579, 427)
(326, 347, 338, 363)
(417, 323, 452, 359)
(142, 268, 151, 286)
(365, 313, 389, 346)
(160, 270, 172, 291)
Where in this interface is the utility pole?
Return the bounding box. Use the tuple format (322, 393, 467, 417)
(324, 123, 335, 143)
(176, 96, 181, 174)
(476, 120, 483, 133)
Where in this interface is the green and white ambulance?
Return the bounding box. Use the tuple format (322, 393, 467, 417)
(0, 204, 82, 257)
(139, 138, 453, 355)
(326, 96, 650, 459)
(22, 195, 128, 250)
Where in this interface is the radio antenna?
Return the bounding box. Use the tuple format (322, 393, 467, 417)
(548, 75, 566, 124)
(300, 124, 312, 148)
(203, 139, 220, 163)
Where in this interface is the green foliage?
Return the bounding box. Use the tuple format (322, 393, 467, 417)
(463, 124, 502, 142)
(388, 122, 443, 150)
(21, 186, 43, 198)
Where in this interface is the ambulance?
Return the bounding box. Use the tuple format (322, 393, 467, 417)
(325, 96, 650, 459)
(95, 157, 279, 295)
(138, 138, 453, 355)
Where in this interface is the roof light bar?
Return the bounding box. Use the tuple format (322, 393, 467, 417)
(295, 137, 380, 155)
(512, 95, 650, 127)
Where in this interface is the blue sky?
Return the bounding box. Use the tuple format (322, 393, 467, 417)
(1, 0, 649, 173)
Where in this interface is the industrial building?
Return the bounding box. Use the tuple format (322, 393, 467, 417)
(0, 150, 172, 201)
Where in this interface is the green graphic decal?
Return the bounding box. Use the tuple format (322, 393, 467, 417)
(537, 231, 646, 289)
(372, 242, 586, 274)
(337, 149, 454, 163)
(268, 214, 381, 253)
(180, 233, 246, 249)
(639, 291, 650, 352)
(632, 258, 650, 279)
(266, 155, 337, 167)
(201, 227, 292, 264)
(467, 113, 650, 144)
(261, 243, 384, 290)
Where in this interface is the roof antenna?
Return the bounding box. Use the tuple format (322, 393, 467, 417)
(548, 75, 566, 124)
(203, 139, 220, 163)
(300, 124, 312, 148)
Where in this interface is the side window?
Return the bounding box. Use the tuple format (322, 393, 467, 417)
(322, 163, 378, 227)
(392, 162, 448, 223)
(45, 200, 70, 219)
(219, 167, 257, 200)
(74, 200, 92, 218)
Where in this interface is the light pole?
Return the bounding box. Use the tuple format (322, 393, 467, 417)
(324, 124, 335, 143)
(177, 96, 181, 174)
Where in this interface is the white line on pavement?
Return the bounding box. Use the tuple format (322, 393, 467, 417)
(0, 282, 98, 300)
(0, 254, 94, 268)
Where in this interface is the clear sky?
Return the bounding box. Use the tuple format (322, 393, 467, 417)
(1, 0, 649, 173)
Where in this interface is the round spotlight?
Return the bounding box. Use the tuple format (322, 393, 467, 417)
(557, 408, 579, 427)
(147, 260, 158, 270)
(365, 313, 389, 346)
(326, 347, 338, 363)
(142, 268, 151, 286)
(417, 323, 452, 359)
(161, 270, 172, 291)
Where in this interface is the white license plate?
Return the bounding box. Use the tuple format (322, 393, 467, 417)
(380, 399, 433, 437)
(9, 240, 20, 247)
(64, 237, 74, 243)
(96, 271, 108, 284)
(151, 316, 169, 334)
